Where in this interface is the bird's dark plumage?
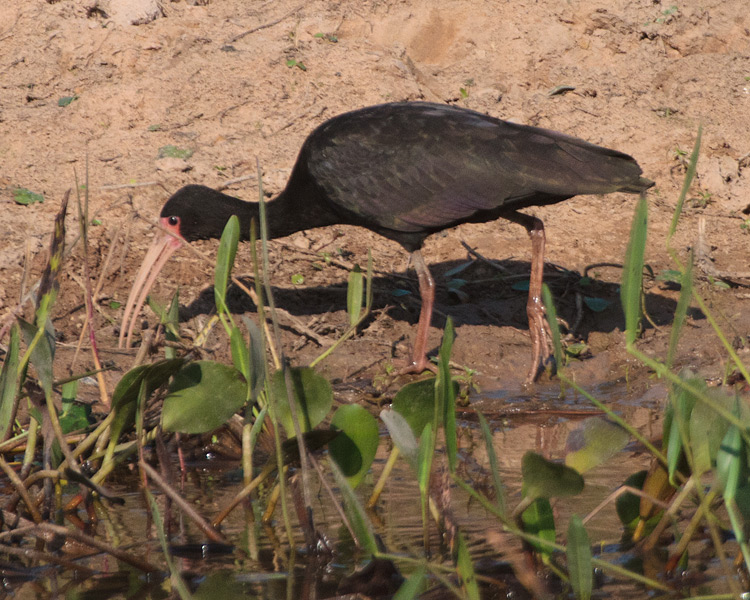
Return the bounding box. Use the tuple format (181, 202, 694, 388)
(124, 101, 653, 380)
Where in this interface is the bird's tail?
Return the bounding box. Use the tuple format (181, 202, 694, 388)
(619, 177, 655, 194)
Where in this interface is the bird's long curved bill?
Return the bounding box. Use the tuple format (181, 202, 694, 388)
(119, 233, 182, 348)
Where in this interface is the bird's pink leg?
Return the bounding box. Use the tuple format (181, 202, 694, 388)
(507, 213, 552, 383)
(398, 249, 437, 375)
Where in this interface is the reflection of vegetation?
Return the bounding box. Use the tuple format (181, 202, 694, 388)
(1, 128, 748, 598)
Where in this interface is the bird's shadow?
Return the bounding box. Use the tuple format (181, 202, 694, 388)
(178, 257, 701, 339)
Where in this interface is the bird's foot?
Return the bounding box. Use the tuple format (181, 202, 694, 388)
(394, 356, 438, 377)
(524, 353, 557, 385)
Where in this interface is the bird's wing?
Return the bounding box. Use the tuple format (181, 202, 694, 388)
(304, 103, 645, 233)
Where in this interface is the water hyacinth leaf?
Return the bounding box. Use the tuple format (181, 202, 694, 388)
(329, 404, 379, 489)
(616, 470, 648, 530)
(271, 367, 332, 436)
(567, 515, 593, 600)
(329, 459, 378, 556)
(380, 408, 419, 469)
(392, 378, 438, 436)
(582, 296, 611, 313)
(281, 430, 340, 466)
(214, 216, 240, 314)
(163, 361, 247, 434)
(565, 417, 630, 474)
(347, 264, 364, 326)
(393, 565, 426, 600)
(0, 326, 20, 441)
(456, 531, 480, 600)
(111, 358, 186, 442)
(478, 412, 507, 518)
(522, 451, 584, 500)
(666, 253, 693, 369)
(60, 380, 91, 433)
(437, 318, 456, 472)
(656, 269, 682, 283)
(541, 284, 563, 373)
(620, 193, 648, 346)
(521, 497, 556, 557)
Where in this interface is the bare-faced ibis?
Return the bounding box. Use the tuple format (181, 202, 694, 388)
(120, 102, 652, 381)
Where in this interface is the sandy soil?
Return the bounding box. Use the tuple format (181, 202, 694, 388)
(1, 0, 749, 400)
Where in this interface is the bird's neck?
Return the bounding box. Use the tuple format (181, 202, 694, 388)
(219, 185, 337, 241)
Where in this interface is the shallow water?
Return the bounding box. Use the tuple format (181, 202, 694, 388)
(3, 377, 737, 598)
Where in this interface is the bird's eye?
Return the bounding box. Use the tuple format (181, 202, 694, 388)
(168, 216, 180, 226)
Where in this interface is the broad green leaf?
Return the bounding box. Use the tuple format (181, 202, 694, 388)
(60, 380, 91, 433)
(616, 470, 648, 530)
(271, 367, 332, 436)
(162, 361, 247, 434)
(111, 358, 186, 442)
(689, 387, 733, 476)
(565, 417, 630, 474)
(717, 425, 743, 500)
(392, 378, 437, 436)
(456, 531, 480, 600)
(329, 460, 378, 556)
(522, 451, 584, 500)
(329, 404, 379, 489)
(0, 325, 20, 441)
(347, 265, 364, 326)
(478, 412, 507, 518)
(214, 216, 239, 314)
(380, 408, 419, 469)
(567, 515, 592, 600)
(620, 194, 648, 346)
(521, 498, 556, 557)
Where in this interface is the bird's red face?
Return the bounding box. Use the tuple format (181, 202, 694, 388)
(118, 215, 185, 348)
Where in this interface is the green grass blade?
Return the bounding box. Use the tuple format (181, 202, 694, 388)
(455, 531, 480, 600)
(620, 193, 648, 347)
(214, 215, 240, 322)
(329, 459, 379, 556)
(0, 325, 21, 441)
(667, 126, 702, 249)
(541, 283, 563, 372)
(393, 565, 426, 600)
(477, 412, 507, 518)
(567, 515, 593, 600)
(666, 251, 693, 369)
(145, 490, 193, 599)
(346, 264, 363, 326)
(436, 317, 457, 472)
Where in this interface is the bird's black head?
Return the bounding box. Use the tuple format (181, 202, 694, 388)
(160, 185, 248, 242)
